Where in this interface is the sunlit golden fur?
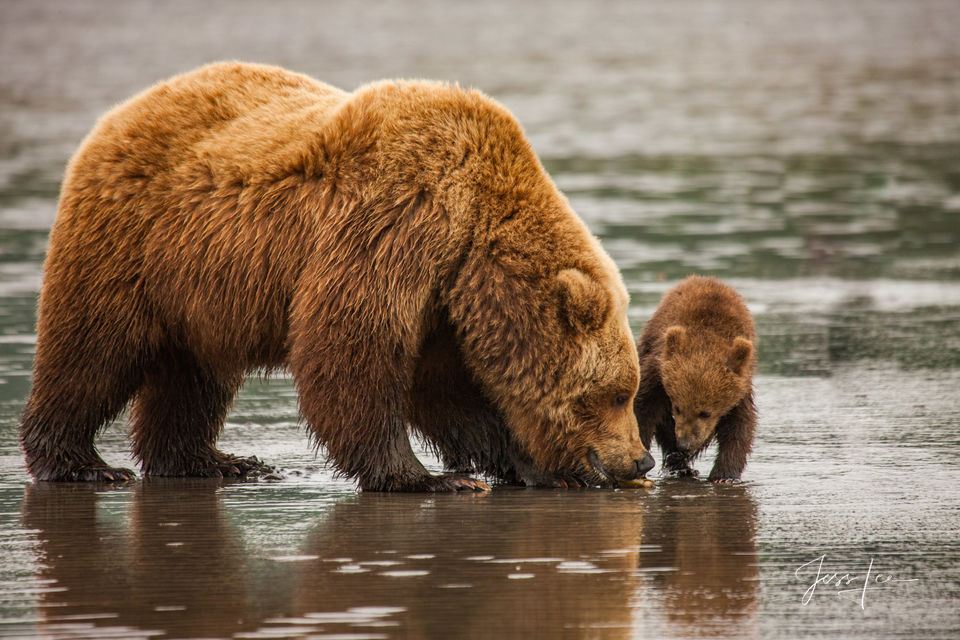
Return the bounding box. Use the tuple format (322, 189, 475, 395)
(20, 61, 649, 490)
(634, 276, 756, 482)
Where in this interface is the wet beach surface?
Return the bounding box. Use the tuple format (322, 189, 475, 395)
(1, 1, 959, 638)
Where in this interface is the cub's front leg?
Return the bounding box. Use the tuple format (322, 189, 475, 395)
(708, 393, 756, 483)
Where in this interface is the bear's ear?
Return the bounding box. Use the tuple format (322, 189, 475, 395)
(556, 269, 609, 331)
(663, 326, 686, 360)
(727, 337, 754, 376)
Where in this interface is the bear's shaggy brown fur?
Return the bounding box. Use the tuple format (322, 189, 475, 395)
(20, 62, 654, 491)
(633, 276, 756, 482)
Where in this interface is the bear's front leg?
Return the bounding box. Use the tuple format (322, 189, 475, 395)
(347, 439, 490, 493)
(307, 390, 489, 492)
(708, 393, 756, 483)
(311, 400, 489, 492)
(288, 232, 501, 493)
(290, 318, 489, 493)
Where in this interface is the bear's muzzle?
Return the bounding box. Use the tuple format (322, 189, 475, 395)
(587, 448, 655, 483)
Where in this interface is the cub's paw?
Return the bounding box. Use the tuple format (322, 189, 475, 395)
(662, 464, 699, 479)
(708, 475, 742, 484)
(662, 453, 698, 478)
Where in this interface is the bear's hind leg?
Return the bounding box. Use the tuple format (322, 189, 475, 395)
(130, 352, 260, 478)
(21, 364, 142, 482)
(20, 324, 143, 482)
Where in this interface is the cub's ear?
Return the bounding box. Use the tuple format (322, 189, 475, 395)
(556, 269, 609, 331)
(727, 337, 754, 376)
(663, 326, 686, 359)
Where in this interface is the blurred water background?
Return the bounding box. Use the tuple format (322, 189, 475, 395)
(1, 1, 959, 638)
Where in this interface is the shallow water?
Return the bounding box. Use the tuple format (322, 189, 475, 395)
(1, 1, 959, 638)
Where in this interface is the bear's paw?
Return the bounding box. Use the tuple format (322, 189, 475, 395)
(38, 464, 136, 483)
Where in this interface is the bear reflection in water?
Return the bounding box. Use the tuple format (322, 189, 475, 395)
(20, 480, 282, 639)
(22, 481, 757, 638)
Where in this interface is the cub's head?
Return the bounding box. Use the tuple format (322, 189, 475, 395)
(659, 326, 755, 454)
(509, 268, 653, 485)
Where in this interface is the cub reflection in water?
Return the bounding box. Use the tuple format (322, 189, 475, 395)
(638, 480, 759, 636)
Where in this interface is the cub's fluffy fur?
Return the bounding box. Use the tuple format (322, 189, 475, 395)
(634, 276, 756, 482)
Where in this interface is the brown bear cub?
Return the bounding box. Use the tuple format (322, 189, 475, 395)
(633, 276, 756, 483)
(20, 62, 654, 491)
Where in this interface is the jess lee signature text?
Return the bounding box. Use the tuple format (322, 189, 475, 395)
(796, 555, 919, 609)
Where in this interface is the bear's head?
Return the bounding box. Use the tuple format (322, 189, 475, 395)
(659, 326, 754, 454)
(502, 268, 654, 485)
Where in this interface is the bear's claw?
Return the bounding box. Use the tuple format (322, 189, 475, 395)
(57, 465, 136, 483)
(213, 454, 275, 478)
(144, 453, 277, 479)
(436, 475, 491, 492)
(551, 473, 590, 488)
(401, 474, 491, 493)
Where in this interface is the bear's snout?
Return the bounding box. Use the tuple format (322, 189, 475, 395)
(587, 446, 655, 483)
(675, 421, 714, 455)
(634, 453, 655, 477)
(676, 435, 696, 454)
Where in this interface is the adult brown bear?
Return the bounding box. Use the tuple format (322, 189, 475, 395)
(20, 62, 653, 491)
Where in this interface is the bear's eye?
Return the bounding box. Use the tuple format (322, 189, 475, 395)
(613, 393, 630, 407)
(698, 410, 710, 419)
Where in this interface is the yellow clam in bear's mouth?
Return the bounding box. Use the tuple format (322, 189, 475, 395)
(586, 448, 655, 488)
